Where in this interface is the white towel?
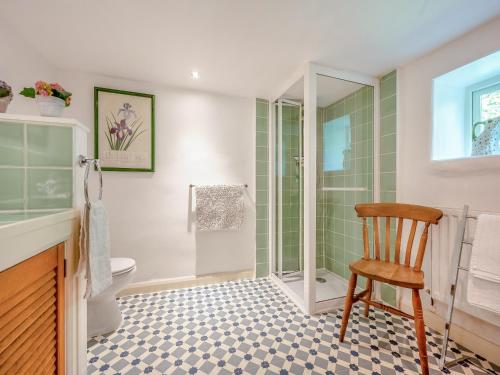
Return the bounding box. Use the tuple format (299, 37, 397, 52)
(195, 185, 245, 231)
(467, 213, 500, 313)
(79, 200, 112, 298)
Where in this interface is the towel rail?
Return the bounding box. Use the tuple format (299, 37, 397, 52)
(189, 184, 248, 188)
(439, 205, 493, 372)
(78, 155, 103, 206)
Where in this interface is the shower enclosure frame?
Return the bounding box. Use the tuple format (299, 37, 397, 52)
(268, 62, 380, 314)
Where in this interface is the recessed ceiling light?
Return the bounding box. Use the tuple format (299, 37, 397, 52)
(191, 71, 200, 80)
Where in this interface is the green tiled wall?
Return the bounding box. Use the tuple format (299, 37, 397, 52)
(0, 122, 74, 212)
(256, 99, 269, 278)
(317, 86, 374, 285)
(379, 71, 397, 306)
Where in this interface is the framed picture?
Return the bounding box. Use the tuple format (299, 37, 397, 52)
(94, 87, 155, 172)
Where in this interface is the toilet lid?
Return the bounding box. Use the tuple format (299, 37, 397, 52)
(111, 258, 136, 276)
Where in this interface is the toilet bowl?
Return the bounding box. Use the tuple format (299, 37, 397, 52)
(87, 258, 136, 338)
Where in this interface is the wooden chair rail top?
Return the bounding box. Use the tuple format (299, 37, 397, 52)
(355, 203, 443, 224)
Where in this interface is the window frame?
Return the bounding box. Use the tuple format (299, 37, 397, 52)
(465, 74, 500, 155)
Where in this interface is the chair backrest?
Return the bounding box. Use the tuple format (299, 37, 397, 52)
(355, 203, 443, 272)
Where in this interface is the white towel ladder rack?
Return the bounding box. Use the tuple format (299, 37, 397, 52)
(439, 205, 495, 372)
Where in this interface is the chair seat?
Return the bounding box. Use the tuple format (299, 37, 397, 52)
(349, 258, 424, 289)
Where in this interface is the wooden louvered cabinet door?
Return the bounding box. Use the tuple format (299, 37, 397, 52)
(0, 243, 65, 375)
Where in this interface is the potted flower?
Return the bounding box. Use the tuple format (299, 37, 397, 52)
(20, 81, 72, 117)
(0, 81, 13, 113)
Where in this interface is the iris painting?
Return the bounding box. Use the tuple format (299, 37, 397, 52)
(94, 87, 155, 172)
(105, 103, 146, 151)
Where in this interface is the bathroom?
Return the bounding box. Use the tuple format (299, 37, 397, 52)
(1, 1, 500, 374)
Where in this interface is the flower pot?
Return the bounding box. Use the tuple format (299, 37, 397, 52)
(36, 95, 65, 117)
(0, 96, 10, 113)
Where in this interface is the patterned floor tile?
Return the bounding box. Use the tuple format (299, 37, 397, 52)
(88, 278, 499, 374)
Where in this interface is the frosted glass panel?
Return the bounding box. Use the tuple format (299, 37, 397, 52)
(0, 122, 24, 166)
(27, 169, 73, 209)
(27, 124, 73, 167)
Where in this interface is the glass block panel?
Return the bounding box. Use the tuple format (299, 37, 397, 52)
(0, 122, 24, 166)
(0, 168, 24, 210)
(27, 125, 73, 167)
(27, 169, 73, 209)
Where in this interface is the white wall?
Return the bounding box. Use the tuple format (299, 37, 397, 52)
(0, 25, 56, 114)
(56, 70, 256, 282)
(398, 16, 500, 345)
(1, 26, 256, 283)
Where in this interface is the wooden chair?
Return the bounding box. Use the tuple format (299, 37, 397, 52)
(339, 203, 443, 375)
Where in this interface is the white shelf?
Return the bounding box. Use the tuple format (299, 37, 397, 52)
(0, 113, 89, 133)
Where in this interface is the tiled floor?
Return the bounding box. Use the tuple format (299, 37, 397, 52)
(88, 279, 499, 374)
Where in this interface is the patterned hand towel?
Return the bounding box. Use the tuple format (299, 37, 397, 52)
(195, 185, 245, 231)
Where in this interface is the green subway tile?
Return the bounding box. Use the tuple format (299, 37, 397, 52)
(381, 75, 396, 100)
(256, 101, 268, 118)
(256, 190, 268, 205)
(256, 263, 269, 278)
(381, 284, 397, 306)
(256, 175, 268, 190)
(27, 125, 73, 167)
(256, 117, 268, 132)
(256, 204, 268, 220)
(256, 219, 268, 234)
(380, 191, 396, 202)
(256, 249, 268, 263)
(0, 122, 24, 166)
(381, 113, 396, 136)
(256, 146, 268, 162)
(27, 169, 73, 209)
(256, 233, 268, 249)
(380, 133, 396, 154)
(380, 172, 396, 191)
(256, 161, 268, 176)
(380, 153, 396, 173)
(0, 168, 24, 209)
(381, 95, 396, 116)
(256, 132, 268, 147)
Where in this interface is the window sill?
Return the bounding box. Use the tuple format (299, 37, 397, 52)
(430, 154, 500, 174)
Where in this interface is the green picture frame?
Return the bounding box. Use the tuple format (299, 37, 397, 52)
(94, 87, 155, 172)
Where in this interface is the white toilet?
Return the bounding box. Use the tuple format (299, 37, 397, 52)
(87, 258, 136, 338)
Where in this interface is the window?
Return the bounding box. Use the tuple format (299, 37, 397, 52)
(472, 82, 500, 140)
(323, 115, 350, 172)
(432, 49, 500, 161)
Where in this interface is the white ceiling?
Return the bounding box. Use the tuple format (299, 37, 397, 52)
(3, 0, 500, 99)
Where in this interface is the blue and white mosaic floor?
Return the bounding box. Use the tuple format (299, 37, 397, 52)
(88, 278, 499, 374)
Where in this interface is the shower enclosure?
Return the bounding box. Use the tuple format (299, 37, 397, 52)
(269, 63, 379, 314)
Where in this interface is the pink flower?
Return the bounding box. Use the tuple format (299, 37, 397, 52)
(50, 82, 65, 92)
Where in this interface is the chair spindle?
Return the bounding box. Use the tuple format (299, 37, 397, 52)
(385, 217, 391, 261)
(404, 219, 418, 266)
(373, 217, 380, 259)
(394, 217, 403, 264)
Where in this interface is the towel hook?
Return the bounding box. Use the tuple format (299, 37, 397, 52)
(78, 155, 103, 205)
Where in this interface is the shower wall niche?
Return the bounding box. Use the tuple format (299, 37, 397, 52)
(270, 63, 379, 314)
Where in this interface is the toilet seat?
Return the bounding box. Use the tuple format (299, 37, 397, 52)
(111, 258, 136, 277)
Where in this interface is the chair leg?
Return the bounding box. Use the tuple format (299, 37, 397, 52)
(339, 273, 357, 342)
(364, 279, 373, 317)
(412, 289, 429, 375)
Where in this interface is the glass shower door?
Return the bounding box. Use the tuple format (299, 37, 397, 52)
(274, 99, 303, 280)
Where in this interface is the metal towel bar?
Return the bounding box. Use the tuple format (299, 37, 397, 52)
(78, 155, 103, 206)
(439, 205, 495, 372)
(189, 184, 248, 188)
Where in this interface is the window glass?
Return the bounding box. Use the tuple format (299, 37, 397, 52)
(323, 114, 350, 171)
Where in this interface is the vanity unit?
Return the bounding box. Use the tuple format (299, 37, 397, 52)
(0, 114, 89, 374)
